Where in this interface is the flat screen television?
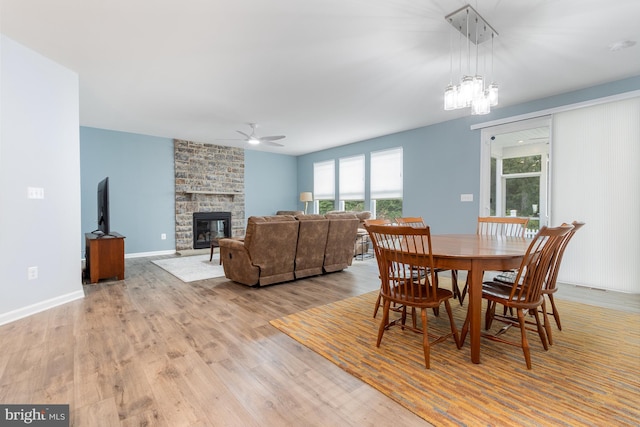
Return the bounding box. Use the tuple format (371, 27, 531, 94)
(96, 177, 110, 236)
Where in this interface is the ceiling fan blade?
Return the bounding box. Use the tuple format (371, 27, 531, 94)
(262, 140, 284, 147)
(236, 130, 251, 139)
(260, 135, 286, 141)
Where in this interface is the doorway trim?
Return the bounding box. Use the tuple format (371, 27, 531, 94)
(479, 116, 552, 225)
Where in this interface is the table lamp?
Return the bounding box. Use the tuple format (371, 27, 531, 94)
(300, 192, 313, 214)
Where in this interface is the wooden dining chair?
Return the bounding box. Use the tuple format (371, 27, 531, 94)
(364, 218, 394, 318)
(456, 216, 530, 305)
(460, 224, 573, 369)
(366, 224, 461, 369)
(393, 216, 425, 228)
(492, 220, 585, 346)
(539, 221, 585, 343)
(363, 218, 393, 226)
(396, 217, 462, 303)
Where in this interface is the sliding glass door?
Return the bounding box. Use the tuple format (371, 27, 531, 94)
(480, 117, 551, 235)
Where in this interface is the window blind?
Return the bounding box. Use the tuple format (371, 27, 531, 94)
(339, 155, 365, 200)
(370, 147, 403, 199)
(313, 160, 335, 200)
(552, 97, 640, 292)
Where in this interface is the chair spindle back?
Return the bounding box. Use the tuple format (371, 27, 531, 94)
(366, 224, 439, 305)
(505, 225, 574, 305)
(477, 216, 529, 237)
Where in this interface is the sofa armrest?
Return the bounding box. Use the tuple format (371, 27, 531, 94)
(219, 238, 259, 286)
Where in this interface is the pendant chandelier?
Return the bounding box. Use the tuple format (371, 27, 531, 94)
(444, 4, 498, 115)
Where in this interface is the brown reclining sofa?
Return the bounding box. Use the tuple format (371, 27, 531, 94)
(218, 213, 359, 286)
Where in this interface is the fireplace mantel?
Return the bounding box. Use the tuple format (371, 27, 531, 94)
(181, 190, 241, 195)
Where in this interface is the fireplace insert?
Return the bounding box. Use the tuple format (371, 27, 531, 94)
(193, 212, 231, 249)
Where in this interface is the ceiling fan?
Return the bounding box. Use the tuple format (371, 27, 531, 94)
(230, 123, 286, 147)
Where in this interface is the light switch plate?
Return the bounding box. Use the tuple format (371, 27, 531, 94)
(460, 193, 473, 202)
(27, 187, 44, 199)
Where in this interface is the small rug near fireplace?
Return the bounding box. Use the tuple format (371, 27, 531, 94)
(152, 254, 226, 282)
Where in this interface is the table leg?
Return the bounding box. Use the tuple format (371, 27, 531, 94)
(468, 261, 483, 364)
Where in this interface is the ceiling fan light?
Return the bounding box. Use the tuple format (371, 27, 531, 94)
(248, 138, 260, 145)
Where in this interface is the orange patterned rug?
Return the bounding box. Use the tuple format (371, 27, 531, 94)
(270, 287, 640, 426)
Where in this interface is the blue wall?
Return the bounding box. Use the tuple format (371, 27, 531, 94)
(244, 150, 298, 218)
(296, 75, 640, 234)
(80, 127, 175, 255)
(296, 116, 481, 234)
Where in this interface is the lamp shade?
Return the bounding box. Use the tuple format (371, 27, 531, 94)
(300, 192, 313, 202)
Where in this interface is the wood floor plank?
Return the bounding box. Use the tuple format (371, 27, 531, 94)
(74, 397, 121, 427)
(171, 351, 261, 426)
(142, 355, 208, 427)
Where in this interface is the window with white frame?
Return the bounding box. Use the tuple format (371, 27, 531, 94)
(339, 154, 365, 211)
(370, 147, 403, 219)
(313, 160, 335, 214)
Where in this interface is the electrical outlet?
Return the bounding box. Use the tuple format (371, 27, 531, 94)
(28, 266, 38, 280)
(161, 233, 167, 240)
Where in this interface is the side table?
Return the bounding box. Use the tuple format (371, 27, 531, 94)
(85, 232, 126, 283)
(355, 230, 372, 260)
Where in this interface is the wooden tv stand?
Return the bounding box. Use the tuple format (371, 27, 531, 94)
(85, 232, 125, 284)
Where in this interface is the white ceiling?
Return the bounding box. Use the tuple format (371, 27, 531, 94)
(1, 0, 639, 155)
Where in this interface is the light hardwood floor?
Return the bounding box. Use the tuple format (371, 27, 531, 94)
(0, 256, 636, 426)
(0, 257, 431, 426)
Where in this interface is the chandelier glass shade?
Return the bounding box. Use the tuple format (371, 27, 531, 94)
(444, 5, 498, 115)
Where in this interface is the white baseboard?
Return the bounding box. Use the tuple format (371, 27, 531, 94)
(0, 290, 85, 326)
(81, 249, 176, 264)
(125, 250, 176, 259)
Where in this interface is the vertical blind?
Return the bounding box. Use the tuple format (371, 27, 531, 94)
(552, 97, 640, 292)
(370, 147, 403, 199)
(313, 160, 335, 200)
(339, 155, 365, 200)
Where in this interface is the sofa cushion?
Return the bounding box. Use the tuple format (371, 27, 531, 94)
(324, 213, 360, 272)
(327, 210, 372, 227)
(294, 214, 329, 279)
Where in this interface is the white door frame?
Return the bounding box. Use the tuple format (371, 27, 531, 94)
(479, 116, 552, 225)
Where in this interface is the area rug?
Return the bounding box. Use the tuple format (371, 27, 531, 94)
(151, 254, 226, 282)
(270, 286, 640, 426)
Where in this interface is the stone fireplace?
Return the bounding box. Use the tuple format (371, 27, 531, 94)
(174, 139, 245, 251)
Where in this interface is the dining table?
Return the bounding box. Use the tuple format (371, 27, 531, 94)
(428, 234, 531, 364)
